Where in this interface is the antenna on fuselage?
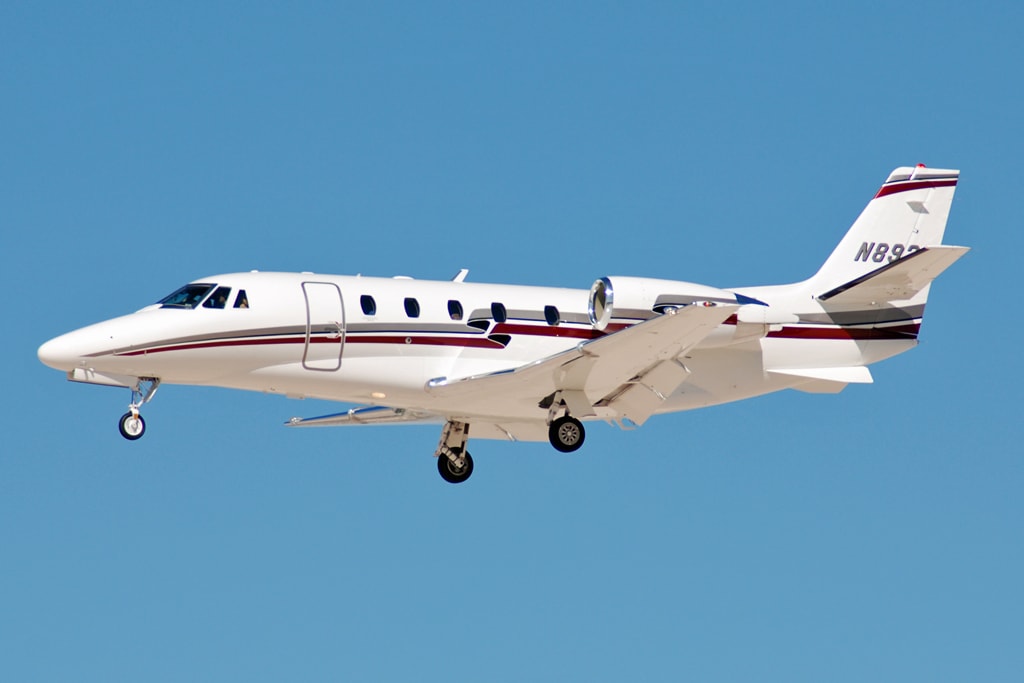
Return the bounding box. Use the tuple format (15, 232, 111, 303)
(451, 269, 469, 283)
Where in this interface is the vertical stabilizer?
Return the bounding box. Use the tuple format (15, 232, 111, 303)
(808, 166, 959, 293)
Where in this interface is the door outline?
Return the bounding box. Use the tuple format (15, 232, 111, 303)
(302, 282, 345, 371)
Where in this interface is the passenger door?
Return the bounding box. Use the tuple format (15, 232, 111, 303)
(301, 282, 345, 371)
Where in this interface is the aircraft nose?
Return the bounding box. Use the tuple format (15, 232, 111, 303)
(38, 333, 83, 371)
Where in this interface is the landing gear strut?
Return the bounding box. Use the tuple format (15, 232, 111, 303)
(119, 378, 160, 441)
(435, 421, 473, 483)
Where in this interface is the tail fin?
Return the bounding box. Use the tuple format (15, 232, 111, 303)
(808, 165, 961, 294)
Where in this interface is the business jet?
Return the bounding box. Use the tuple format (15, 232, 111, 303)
(39, 165, 967, 483)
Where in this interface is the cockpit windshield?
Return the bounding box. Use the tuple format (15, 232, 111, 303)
(202, 286, 232, 309)
(158, 283, 216, 309)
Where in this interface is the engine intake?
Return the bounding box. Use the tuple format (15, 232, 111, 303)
(588, 276, 739, 331)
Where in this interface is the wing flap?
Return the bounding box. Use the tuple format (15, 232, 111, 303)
(601, 359, 691, 426)
(817, 245, 969, 304)
(468, 421, 550, 442)
(287, 405, 442, 427)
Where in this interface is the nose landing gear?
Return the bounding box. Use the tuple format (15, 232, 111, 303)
(118, 378, 160, 441)
(435, 420, 473, 483)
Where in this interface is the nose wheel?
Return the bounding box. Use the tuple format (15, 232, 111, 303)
(117, 378, 160, 441)
(119, 412, 146, 440)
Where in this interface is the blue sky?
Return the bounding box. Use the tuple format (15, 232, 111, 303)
(3, 2, 1022, 680)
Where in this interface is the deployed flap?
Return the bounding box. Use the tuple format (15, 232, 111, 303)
(286, 405, 442, 427)
(601, 359, 691, 426)
(427, 304, 738, 410)
(817, 245, 969, 303)
(469, 422, 550, 442)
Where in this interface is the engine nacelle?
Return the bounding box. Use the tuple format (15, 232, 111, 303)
(588, 276, 739, 330)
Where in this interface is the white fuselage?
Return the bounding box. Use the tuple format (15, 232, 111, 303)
(37, 270, 918, 424)
(35, 165, 965, 482)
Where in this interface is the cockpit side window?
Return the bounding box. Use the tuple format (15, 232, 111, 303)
(159, 283, 215, 309)
(203, 286, 232, 309)
(234, 290, 249, 309)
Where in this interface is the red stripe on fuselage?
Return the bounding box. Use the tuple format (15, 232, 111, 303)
(491, 323, 600, 339)
(113, 319, 917, 358)
(116, 333, 506, 356)
(347, 335, 504, 349)
(118, 336, 309, 356)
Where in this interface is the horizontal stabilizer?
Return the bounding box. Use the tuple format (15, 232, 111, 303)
(287, 405, 442, 427)
(818, 245, 969, 304)
(768, 366, 874, 383)
(769, 366, 872, 394)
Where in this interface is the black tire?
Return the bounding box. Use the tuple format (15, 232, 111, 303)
(118, 412, 146, 441)
(437, 448, 474, 483)
(549, 416, 585, 453)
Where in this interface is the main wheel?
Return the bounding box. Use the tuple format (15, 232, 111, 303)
(119, 412, 146, 440)
(549, 416, 585, 453)
(437, 448, 474, 484)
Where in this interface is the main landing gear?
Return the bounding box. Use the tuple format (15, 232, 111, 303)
(549, 415, 585, 453)
(118, 378, 160, 441)
(546, 393, 586, 453)
(432, 403, 587, 482)
(435, 421, 474, 484)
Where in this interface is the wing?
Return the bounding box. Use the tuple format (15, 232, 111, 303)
(286, 405, 444, 427)
(817, 245, 969, 304)
(286, 406, 554, 442)
(427, 303, 738, 426)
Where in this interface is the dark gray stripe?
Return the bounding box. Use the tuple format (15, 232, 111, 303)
(654, 294, 736, 307)
(799, 304, 926, 326)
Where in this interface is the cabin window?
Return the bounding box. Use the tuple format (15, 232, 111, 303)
(491, 302, 507, 323)
(233, 290, 249, 308)
(361, 295, 376, 316)
(404, 297, 420, 318)
(544, 305, 560, 326)
(448, 299, 463, 320)
(203, 286, 232, 309)
(159, 283, 215, 309)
